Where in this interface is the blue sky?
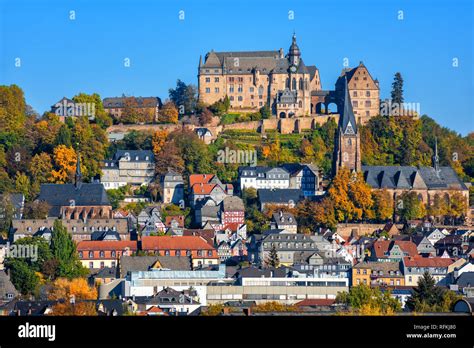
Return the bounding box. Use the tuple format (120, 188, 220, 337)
(0, 0, 472, 135)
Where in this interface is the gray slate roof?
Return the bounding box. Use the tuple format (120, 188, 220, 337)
(362, 165, 468, 190)
(119, 255, 192, 277)
(258, 189, 303, 204)
(456, 272, 474, 288)
(38, 183, 110, 217)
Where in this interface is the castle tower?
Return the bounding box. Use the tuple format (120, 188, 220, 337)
(288, 33, 301, 67)
(333, 77, 361, 175)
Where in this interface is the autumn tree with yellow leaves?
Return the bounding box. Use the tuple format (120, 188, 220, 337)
(48, 278, 98, 316)
(50, 145, 77, 183)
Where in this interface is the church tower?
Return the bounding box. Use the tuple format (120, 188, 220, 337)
(333, 77, 361, 175)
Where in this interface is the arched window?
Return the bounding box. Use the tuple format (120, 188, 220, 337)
(258, 85, 264, 95)
(286, 78, 290, 88)
(299, 78, 303, 90)
(298, 100, 302, 108)
(292, 78, 297, 90)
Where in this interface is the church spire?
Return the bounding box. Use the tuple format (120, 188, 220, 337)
(433, 137, 440, 172)
(340, 76, 357, 135)
(75, 152, 83, 189)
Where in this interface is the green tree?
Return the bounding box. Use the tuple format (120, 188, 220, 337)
(266, 245, 280, 268)
(50, 220, 87, 279)
(55, 124, 73, 147)
(397, 191, 426, 221)
(7, 258, 40, 295)
(391, 72, 404, 107)
(336, 284, 401, 315)
(406, 271, 457, 312)
(168, 80, 198, 116)
(259, 104, 271, 119)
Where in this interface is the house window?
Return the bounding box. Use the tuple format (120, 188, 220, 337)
(205, 88, 210, 93)
(89, 262, 93, 269)
(366, 91, 371, 97)
(208, 250, 213, 257)
(100, 251, 105, 258)
(176, 250, 181, 256)
(165, 250, 170, 256)
(100, 262, 105, 269)
(111, 251, 116, 257)
(215, 88, 219, 93)
(78, 252, 83, 258)
(205, 77, 210, 83)
(214, 77, 219, 83)
(186, 250, 191, 256)
(353, 91, 357, 97)
(89, 251, 94, 258)
(111, 261, 116, 268)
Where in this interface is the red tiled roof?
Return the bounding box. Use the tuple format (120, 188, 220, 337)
(191, 183, 222, 195)
(141, 236, 215, 250)
(189, 174, 215, 186)
(77, 240, 137, 251)
(165, 215, 184, 227)
(295, 299, 335, 307)
(183, 229, 215, 246)
(373, 240, 418, 258)
(403, 256, 457, 267)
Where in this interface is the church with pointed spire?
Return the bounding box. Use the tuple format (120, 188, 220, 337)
(38, 153, 112, 219)
(333, 77, 361, 175)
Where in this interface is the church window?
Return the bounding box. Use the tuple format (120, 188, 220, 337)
(286, 78, 290, 88)
(299, 78, 303, 90)
(292, 78, 296, 90)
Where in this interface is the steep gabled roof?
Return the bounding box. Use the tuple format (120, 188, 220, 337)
(340, 77, 358, 135)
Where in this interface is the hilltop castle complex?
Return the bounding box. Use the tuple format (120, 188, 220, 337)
(198, 34, 380, 124)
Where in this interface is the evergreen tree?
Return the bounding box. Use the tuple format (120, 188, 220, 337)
(266, 245, 280, 268)
(391, 72, 404, 107)
(406, 271, 445, 311)
(55, 124, 72, 147)
(50, 220, 87, 278)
